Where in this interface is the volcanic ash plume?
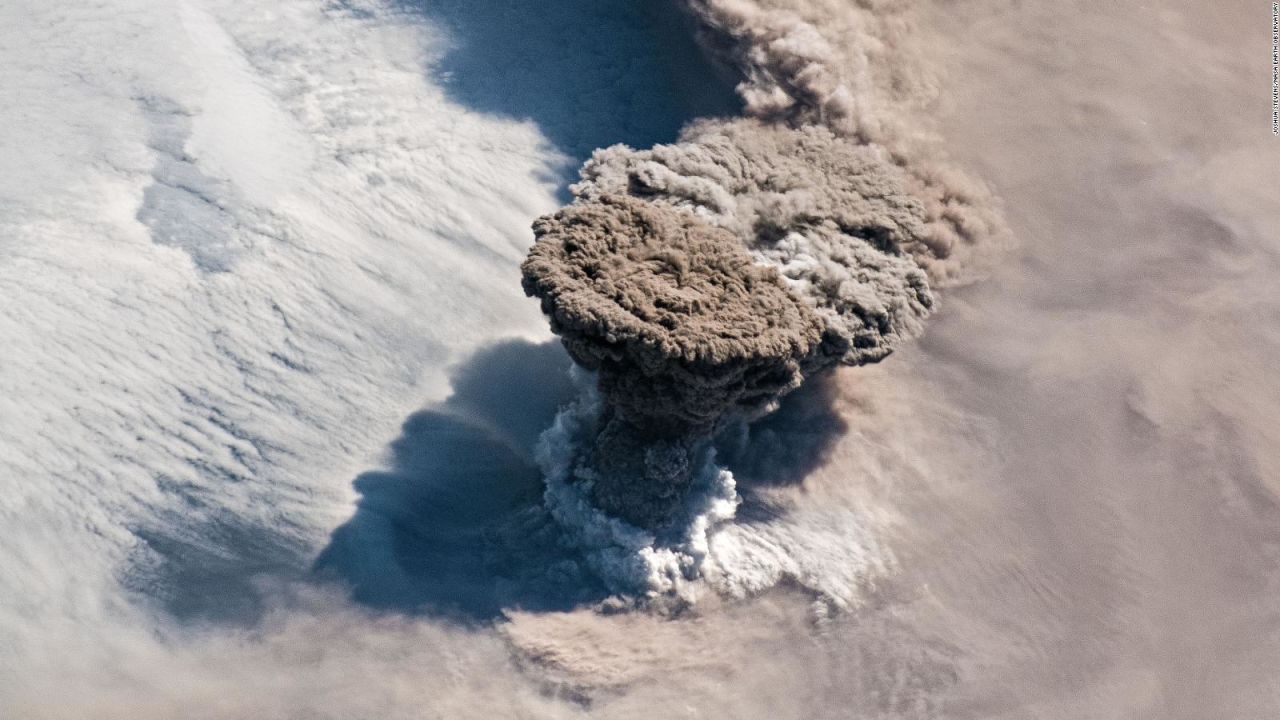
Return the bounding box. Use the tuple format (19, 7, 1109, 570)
(523, 195, 823, 527)
(520, 0, 1006, 600)
(574, 119, 937, 368)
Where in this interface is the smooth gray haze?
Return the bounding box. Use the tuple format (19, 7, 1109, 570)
(0, 0, 1276, 718)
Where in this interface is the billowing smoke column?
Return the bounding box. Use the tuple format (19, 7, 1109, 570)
(522, 0, 1005, 597)
(523, 195, 823, 526)
(573, 120, 938, 368)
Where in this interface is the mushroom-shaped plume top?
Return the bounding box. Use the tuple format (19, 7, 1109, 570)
(522, 195, 823, 434)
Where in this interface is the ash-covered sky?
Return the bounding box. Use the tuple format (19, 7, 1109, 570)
(0, 1, 1277, 718)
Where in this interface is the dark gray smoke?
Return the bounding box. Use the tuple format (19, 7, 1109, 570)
(522, 0, 1005, 540)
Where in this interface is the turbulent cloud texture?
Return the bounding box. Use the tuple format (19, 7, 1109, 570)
(524, 194, 823, 525)
(521, 0, 1005, 561)
(576, 120, 937, 367)
(524, 194, 822, 432)
(683, 0, 1008, 283)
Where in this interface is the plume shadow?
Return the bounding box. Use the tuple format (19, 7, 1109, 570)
(131, 340, 848, 626)
(393, 0, 739, 170)
(313, 338, 609, 622)
(718, 373, 849, 492)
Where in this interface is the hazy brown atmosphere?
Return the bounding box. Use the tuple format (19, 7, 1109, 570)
(504, 2, 1280, 716)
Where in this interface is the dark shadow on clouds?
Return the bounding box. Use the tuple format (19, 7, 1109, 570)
(129, 338, 847, 627)
(394, 0, 740, 176)
(716, 373, 850, 521)
(313, 339, 608, 622)
(314, 340, 849, 622)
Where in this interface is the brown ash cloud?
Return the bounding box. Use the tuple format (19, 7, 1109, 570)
(574, 119, 937, 368)
(520, 0, 1006, 544)
(682, 0, 1009, 283)
(522, 195, 822, 525)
